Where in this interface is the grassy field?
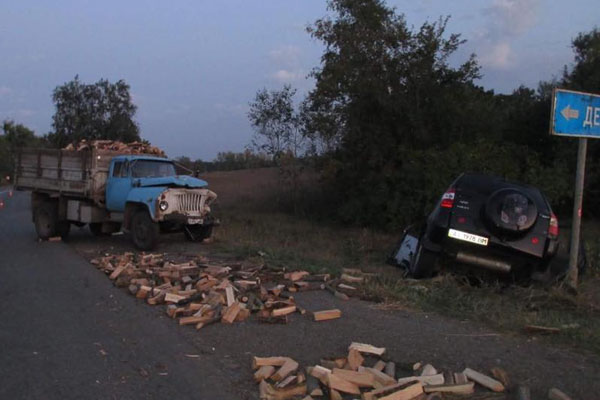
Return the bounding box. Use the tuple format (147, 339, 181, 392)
(202, 167, 600, 355)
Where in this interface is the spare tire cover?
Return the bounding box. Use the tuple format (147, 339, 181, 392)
(485, 188, 538, 232)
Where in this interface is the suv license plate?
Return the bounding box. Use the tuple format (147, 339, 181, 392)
(187, 218, 203, 225)
(448, 229, 489, 246)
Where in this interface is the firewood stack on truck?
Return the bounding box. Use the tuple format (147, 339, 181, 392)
(14, 140, 217, 250)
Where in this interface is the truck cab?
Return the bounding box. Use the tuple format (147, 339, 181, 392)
(105, 155, 217, 249)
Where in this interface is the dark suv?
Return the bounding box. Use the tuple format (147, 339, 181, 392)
(404, 173, 560, 279)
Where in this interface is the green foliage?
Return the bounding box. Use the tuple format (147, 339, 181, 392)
(47, 76, 140, 148)
(248, 85, 305, 161)
(563, 28, 600, 92)
(0, 120, 44, 178)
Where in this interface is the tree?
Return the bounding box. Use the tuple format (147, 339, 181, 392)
(563, 28, 600, 92)
(0, 120, 43, 178)
(303, 0, 482, 227)
(47, 76, 140, 148)
(248, 85, 304, 162)
(248, 85, 307, 211)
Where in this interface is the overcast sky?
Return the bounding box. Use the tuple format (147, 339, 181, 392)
(0, 0, 598, 160)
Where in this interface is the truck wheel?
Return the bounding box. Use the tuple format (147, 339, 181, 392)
(89, 223, 108, 236)
(184, 225, 213, 241)
(34, 202, 57, 240)
(131, 209, 159, 250)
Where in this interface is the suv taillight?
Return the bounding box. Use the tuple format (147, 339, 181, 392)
(440, 188, 455, 209)
(549, 212, 559, 238)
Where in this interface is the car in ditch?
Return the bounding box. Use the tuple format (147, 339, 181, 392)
(392, 173, 561, 280)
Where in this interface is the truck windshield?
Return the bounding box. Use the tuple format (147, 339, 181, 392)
(131, 160, 176, 178)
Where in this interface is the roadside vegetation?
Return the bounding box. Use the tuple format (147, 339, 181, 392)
(204, 168, 600, 355)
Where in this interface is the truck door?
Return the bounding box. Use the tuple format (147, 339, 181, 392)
(106, 160, 131, 212)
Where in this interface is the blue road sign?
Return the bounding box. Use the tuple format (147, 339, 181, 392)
(551, 89, 600, 138)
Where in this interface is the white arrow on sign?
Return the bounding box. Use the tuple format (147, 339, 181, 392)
(561, 105, 580, 121)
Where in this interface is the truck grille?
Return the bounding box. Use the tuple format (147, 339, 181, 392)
(176, 193, 204, 213)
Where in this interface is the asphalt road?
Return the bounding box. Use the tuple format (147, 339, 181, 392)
(0, 190, 238, 400)
(2, 190, 600, 400)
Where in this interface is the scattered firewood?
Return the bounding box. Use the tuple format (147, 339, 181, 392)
(347, 348, 364, 371)
(259, 380, 307, 400)
(313, 309, 342, 322)
(423, 382, 475, 395)
(384, 362, 396, 379)
(421, 364, 437, 376)
(272, 306, 296, 317)
(221, 302, 241, 324)
(349, 342, 386, 356)
(397, 373, 444, 386)
(331, 368, 375, 388)
(254, 366, 276, 382)
(463, 368, 505, 392)
(341, 273, 364, 284)
(328, 373, 361, 395)
(271, 358, 299, 382)
(490, 367, 509, 387)
(373, 360, 387, 371)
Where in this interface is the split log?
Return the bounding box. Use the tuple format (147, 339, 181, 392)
(347, 348, 364, 371)
(258, 380, 306, 400)
(420, 364, 437, 376)
(313, 309, 341, 322)
(327, 373, 361, 395)
(272, 358, 299, 382)
(384, 362, 396, 379)
(348, 342, 386, 356)
(363, 367, 396, 386)
(284, 271, 310, 281)
(363, 382, 423, 400)
(396, 373, 444, 386)
(272, 306, 296, 317)
(221, 302, 241, 324)
(331, 368, 375, 388)
(373, 360, 386, 371)
(225, 286, 235, 307)
(254, 365, 276, 382)
(179, 315, 214, 326)
(341, 273, 364, 283)
(423, 382, 474, 395)
(490, 367, 509, 387)
(252, 356, 289, 369)
(463, 368, 505, 392)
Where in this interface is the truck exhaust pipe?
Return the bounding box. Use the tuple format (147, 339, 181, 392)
(455, 251, 511, 273)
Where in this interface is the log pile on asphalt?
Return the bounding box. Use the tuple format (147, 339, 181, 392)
(252, 342, 570, 400)
(90, 253, 369, 329)
(64, 139, 166, 156)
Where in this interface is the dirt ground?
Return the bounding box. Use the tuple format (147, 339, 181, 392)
(57, 169, 600, 399)
(65, 230, 599, 399)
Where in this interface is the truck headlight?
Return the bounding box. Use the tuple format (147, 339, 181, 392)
(159, 201, 169, 211)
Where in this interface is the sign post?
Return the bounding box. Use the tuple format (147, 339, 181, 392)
(551, 88, 600, 290)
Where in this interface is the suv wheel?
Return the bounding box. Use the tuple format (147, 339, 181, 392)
(410, 240, 438, 278)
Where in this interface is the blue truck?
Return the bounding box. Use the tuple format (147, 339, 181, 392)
(14, 146, 217, 250)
